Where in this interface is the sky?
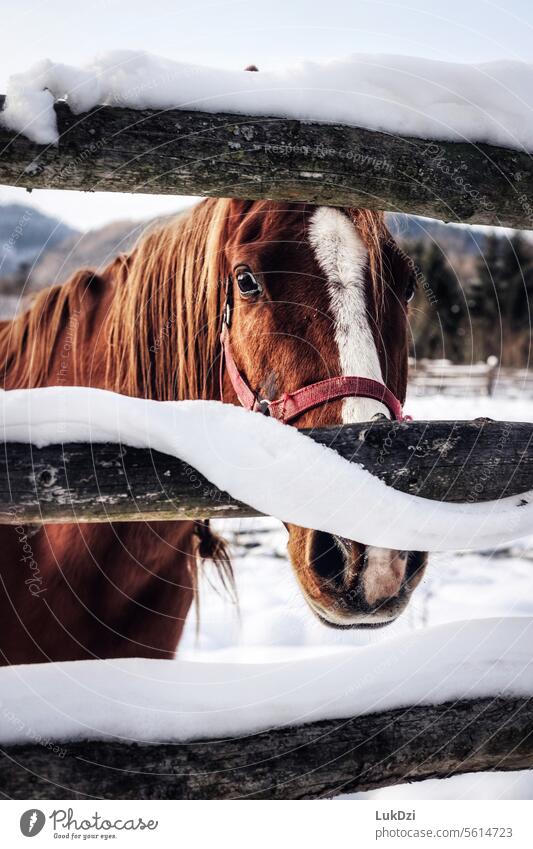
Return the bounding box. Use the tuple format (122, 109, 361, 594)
(1, 0, 533, 230)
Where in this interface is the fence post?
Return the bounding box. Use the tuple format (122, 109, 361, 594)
(486, 355, 499, 396)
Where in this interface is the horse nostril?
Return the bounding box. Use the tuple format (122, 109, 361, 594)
(296, 535, 427, 629)
(308, 531, 347, 583)
(406, 551, 427, 582)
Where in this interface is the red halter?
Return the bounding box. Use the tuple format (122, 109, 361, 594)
(219, 283, 408, 424)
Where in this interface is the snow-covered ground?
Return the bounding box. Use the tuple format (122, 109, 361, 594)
(179, 391, 533, 799)
(2, 50, 533, 150)
(2, 616, 529, 748)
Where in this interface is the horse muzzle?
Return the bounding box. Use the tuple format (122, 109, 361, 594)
(288, 529, 427, 629)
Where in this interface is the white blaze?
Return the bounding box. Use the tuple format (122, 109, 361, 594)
(308, 207, 388, 422)
(309, 208, 404, 600)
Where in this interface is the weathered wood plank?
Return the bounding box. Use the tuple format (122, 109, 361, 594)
(1, 98, 532, 228)
(0, 419, 531, 524)
(1, 696, 531, 799)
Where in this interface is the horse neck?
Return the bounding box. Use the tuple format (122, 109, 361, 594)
(0, 268, 115, 391)
(105, 199, 227, 402)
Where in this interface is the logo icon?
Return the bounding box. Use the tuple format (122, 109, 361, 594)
(20, 809, 46, 837)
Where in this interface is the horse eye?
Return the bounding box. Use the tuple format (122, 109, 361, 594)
(236, 268, 262, 298)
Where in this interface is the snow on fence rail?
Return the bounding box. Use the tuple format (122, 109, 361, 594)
(2, 418, 533, 525)
(1, 95, 533, 229)
(3, 695, 532, 799)
(1, 617, 532, 799)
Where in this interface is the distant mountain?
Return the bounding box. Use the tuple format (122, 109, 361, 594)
(28, 218, 156, 291)
(0, 203, 78, 285)
(387, 213, 487, 256)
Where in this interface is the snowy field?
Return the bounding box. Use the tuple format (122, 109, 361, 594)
(180, 391, 533, 800)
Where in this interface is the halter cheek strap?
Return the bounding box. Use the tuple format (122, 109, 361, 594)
(219, 281, 409, 424)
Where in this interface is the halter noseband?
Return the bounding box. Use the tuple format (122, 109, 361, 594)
(219, 279, 409, 424)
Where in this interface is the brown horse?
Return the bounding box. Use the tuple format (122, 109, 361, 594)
(0, 199, 427, 665)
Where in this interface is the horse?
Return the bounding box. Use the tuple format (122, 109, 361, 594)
(0, 198, 427, 665)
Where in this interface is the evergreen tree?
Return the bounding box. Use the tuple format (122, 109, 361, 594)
(420, 243, 465, 360)
(470, 232, 501, 322)
(500, 233, 533, 331)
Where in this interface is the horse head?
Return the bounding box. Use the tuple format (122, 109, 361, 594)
(219, 199, 428, 628)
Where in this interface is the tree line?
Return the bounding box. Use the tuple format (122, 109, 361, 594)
(407, 232, 533, 366)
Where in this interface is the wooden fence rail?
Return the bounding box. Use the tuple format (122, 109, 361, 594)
(1, 695, 531, 799)
(1, 419, 532, 524)
(1, 98, 532, 228)
(409, 360, 533, 398)
(409, 358, 500, 397)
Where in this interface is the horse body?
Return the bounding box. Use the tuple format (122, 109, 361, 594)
(0, 198, 426, 665)
(0, 264, 197, 664)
